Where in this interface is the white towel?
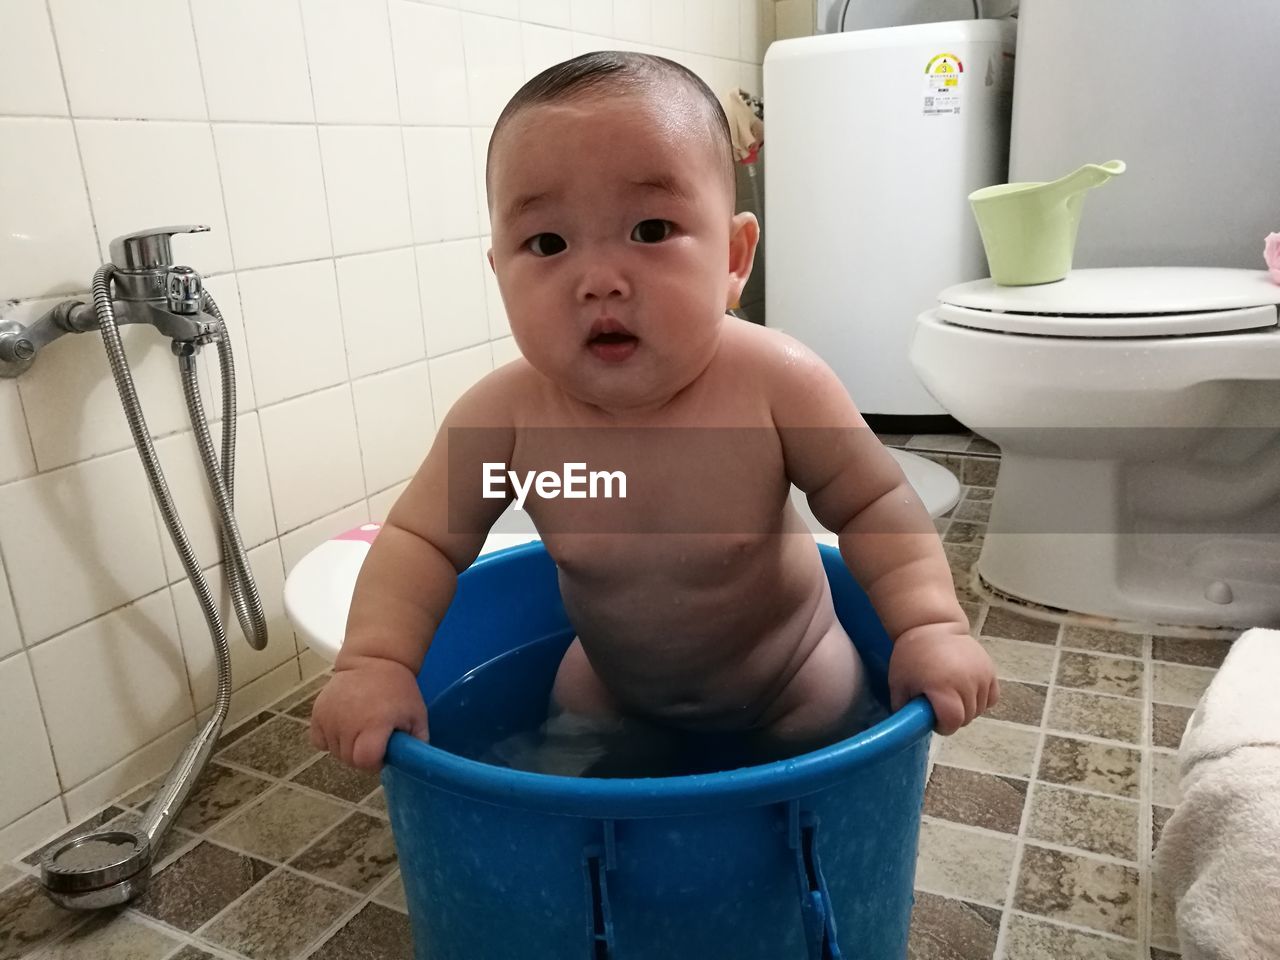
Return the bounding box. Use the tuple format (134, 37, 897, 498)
(1153, 627, 1280, 960)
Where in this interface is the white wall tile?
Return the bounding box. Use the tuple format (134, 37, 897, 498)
(237, 261, 348, 407)
(0, 450, 168, 643)
(651, 0, 685, 48)
(614, 0, 653, 42)
(368, 481, 410, 523)
(428, 344, 493, 422)
(0, 799, 65, 860)
(76, 120, 233, 275)
(481, 237, 512, 338)
(521, 0, 572, 28)
(0, 655, 61, 826)
(390, 2, 469, 127)
(17, 311, 214, 471)
(335, 248, 427, 378)
(404, 127, 480, 243)
(522, 23, 576, 80)
(259, 386, 366, 532)
(29, 590, 192, 786)
(572, 32, 615, 55)
(418, 240, 490, 357)
(572, 0, 614, 35)
(300, 0, 400, 125)
(458, 0, 521, 17)
(0, 0, 68, 116)
(199, 658, 302, 730)
(740, 0, 771, 62)
(62, 718, 194, 823)
(48, 0, 206, 120)
(150, 414, 278, 582)
(199, 273, 256, 413)
(684, 0, 716, 54)
(319, 127, 413, 257)
(0, 119, 99, 300)
(462, 15, 526, 126)
(214, 124, 331, 270)
(711, 0, 740, 59)
(0, 553, 20, 658)
(490, 336, 522, 367)
(352, 362, 436, 493)
(191, 0, 314, 123)
(738, 61, 763, 98)
(279, 501, 370, 575)
(472, 127, 494, 235)
(173, 540, 292, 712)
(0, 380, 36, 485)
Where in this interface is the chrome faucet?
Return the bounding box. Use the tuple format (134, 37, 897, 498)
(3, 225, 268, 910)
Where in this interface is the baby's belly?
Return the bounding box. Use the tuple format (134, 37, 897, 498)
(550, 529, 835, 729)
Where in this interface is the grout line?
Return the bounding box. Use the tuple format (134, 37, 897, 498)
(1140, 628, 1155, 954)
(992, 621, 1059, 960)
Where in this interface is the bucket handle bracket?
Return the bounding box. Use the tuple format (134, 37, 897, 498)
(788, 801, 844, 960)
(583, 819, 617, 959)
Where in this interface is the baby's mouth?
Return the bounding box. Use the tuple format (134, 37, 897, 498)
(586, 319, 639, 361)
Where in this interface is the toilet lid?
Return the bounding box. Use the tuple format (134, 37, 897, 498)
(937, 267, 1280, 337)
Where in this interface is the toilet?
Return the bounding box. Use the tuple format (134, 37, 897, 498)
(910, 266, 1280, 631)
(284, 447, 961, 661)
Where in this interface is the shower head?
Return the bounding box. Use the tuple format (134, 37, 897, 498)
(40, 822, 152, 910)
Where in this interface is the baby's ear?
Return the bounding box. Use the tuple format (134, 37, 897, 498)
(486, 247, 496, 273)
(726, 212, 760, 307)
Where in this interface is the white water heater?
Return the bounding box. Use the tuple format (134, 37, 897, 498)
(764, 20, 1015, 415)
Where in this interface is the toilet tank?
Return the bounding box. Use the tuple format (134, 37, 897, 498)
(1010, 0, 1280, 269)
(764, 21, 1015, 416)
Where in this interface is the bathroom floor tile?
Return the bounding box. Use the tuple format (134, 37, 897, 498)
(0, 876, 83, 960)
(1150, 751, 1181, 808)
(309, 902, 413, 960)
(36, 911, 181, 960)
(953, 499, 991, 523)
(923, 765, 1026, 834)
(964, 486, 993, 501)
(209, 784, 348, 863)
(960, 601, 983, 631)
(1150, 635, 1232, 669)
(217, 715, 321, 779)
(906, 891, 1000, 959)
(1151, 805, 1173, 852)
(981, 608, 1060, 645)
(1025, 783, 1140, 861)
(290, 754, 382, 804)
(1014, 844, 1140, 939)
(1038, 735, 1141, 799)
(1149, 868, 1179, 950)
(1002, 913, 1140, 960)
(200, 868, 357, 959)
(916, 820, 1016, 906)
(360, 788, 387, 812)
(168, 948, 219, 960)
(874, 432, 912, 447)
(170, 763, 274, 834)
(961, 458, 999, 487)
(1055, 651, 1144, 699)
(21, 806, 127, 866)
(213, 711, 276, 753)
(1150, 662, 1215, 708)
(966, 437, 1000, 456)
(943, 543, 981, 576)
(273, 675, 329, 713)
(286, 691, 320, 721)
(934, 718, 1040, 779)
(1151, 703, 1192, 750)
(132, 841, 273, 932)
(0, 865, 20, 892)
(907, 433, 973, 453)
(289, 812, 397, 895)
(1047, 689, 1142, 744)
(983, 680, 1046, 727)
(1150, 949, 1180, 960)
(943, 521, 985, 546)
(977, 636, 1056, 685)
(1060, 626, 1145, 659)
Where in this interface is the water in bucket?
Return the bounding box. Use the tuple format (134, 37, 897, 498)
(428, 630, 890, 779)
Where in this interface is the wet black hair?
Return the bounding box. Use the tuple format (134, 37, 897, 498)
(485, 51, 736, 203)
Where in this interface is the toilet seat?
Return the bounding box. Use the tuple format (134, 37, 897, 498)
(938, 267, 1280, 338)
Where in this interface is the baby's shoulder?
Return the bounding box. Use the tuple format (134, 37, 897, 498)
(719, 318, 832, 384)
(441, 354, 541, 428)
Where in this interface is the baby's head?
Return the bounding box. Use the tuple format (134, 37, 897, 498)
(485, 52, 759, 412)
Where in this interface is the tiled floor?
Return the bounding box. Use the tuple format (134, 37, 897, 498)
(1, 433, 1218, 959)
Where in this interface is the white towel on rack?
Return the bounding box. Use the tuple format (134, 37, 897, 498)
(1153, 627, 1280, 960)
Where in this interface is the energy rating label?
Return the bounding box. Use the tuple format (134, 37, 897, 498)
(923, 52, 964, 117)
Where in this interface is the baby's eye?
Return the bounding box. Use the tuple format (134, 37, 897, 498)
(631, 220, 673, 244)
(527, 233, 567, 257)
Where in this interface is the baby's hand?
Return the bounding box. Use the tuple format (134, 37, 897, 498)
(310, 658, 428, 772)
(888, 625, 999, 735)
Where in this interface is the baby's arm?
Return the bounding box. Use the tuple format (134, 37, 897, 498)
(769, 334, 997, 734)
(309, 375, 516, 770)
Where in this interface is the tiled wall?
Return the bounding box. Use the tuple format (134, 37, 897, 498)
(0, 0, 775, 858)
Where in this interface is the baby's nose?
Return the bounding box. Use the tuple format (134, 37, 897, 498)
(575, 261, 631, 302)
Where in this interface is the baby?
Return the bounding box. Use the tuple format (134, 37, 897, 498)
(310, 52, 998, 774)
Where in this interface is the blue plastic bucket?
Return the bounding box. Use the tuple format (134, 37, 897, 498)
(383, 542, 933, 960)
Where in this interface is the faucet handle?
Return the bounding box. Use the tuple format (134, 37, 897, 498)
(109, 225, 210, 272)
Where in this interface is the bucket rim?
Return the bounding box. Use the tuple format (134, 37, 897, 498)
(383, 542, 936, 818)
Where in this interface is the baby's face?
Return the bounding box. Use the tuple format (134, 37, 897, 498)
(487, 92, 756, 412)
